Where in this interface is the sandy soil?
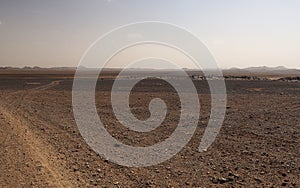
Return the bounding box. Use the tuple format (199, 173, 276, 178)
(0, 72, 299, 187)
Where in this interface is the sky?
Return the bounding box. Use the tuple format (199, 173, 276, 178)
(0, 0, 299, 69)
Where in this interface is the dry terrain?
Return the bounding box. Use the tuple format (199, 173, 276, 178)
(0, 70, 299, 187)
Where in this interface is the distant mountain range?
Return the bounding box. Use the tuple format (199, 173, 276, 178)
(223, 66, 300, 76)
(0, 66, 76, 71)
(0, 65, 299, 76)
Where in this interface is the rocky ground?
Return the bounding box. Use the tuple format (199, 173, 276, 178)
(0, 73, 299, 187)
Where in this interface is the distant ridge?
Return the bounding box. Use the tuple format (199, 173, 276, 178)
(224, 66, 300, 76)
(0, 66, 76, 70)
(0, 65, 299, 75)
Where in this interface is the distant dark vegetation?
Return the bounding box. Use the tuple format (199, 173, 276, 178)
(278, 76, 300, 82)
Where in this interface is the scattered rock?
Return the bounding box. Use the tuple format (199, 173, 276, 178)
(281, 182, 287, 186)
(254, 178, 262, 183)
(211, 177, 230, 184)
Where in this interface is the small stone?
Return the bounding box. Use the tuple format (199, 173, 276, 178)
(72, 167, 79, 172)
(211, 177, 218, 184)
(281, 182, 287, 186)
(145, 180, 152, 186)
(254, 178, 262, 183)
(219, 177, 227, 184)
(114, 181, 119, 185)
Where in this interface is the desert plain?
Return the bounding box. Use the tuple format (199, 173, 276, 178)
(0, 69, 299, 187)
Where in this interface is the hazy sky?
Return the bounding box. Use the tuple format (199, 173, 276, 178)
(0, 0, 299, 69)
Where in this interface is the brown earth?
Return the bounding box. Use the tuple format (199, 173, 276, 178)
(0, 71, 299, 187)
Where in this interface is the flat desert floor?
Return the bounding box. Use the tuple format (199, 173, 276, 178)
(0, 71, 299, 187)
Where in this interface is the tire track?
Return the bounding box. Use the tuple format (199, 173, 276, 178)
(31, 80, 62, 91)
(0, 86, 76, 187)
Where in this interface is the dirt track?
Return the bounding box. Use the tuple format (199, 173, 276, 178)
(0, 87, 76, 187)
(0, 74, 299, 187)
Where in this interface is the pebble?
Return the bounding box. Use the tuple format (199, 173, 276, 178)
(114, 181, 119, 185)
(254, 178, 262, 183)
(72, 167, 79, 172)
(219, 177, 227, 184)
(281, 182, 287, 186)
